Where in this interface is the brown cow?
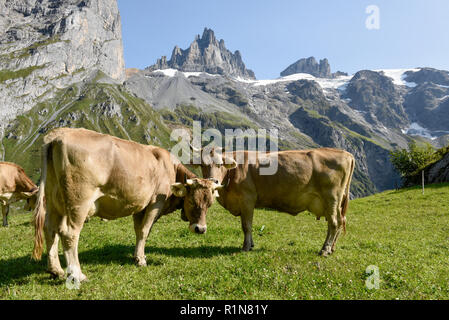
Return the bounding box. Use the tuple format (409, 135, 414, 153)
(32, 128, 223, 282)
(0, 162, 38, 227)
(193, 147, 355, 256)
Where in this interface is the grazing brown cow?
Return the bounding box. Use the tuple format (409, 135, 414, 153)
(32, 128, 223, 282)
(193, 147, 355, 256)
(0, 162, 38, 227)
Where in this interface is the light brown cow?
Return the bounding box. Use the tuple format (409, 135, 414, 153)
(32, 128, 223, 282)
(194, 147, 355, 256)
(0, 162, 38, 227)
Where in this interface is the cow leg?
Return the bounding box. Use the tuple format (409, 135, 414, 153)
(320, 215, 339, 257)
(320, 225, 331, 253)
(2, 204, 9, 227)
(331, 228, 343, 253)
(59, 206, 88, 283)
(133, 201, 163, 266)
(60, 224, 86, 283)
(44, 211, 64, 278)
(241, 206, 255, 252)
(318, 195, 343, 257)
(330, 204, 345, 253)
(59, 187, 103, 282)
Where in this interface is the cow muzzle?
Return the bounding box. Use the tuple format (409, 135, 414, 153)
(190, 223, 207, 234)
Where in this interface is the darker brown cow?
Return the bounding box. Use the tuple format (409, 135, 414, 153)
(193, 147, 355, 256)
(0, 162, 38, 227)
(32, 128, 223, 282)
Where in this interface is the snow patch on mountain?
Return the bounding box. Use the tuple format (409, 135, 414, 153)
(405, 122, 438, 140)
(150, 69, 219, 78)
(375, 69, 420, 87)
(236, 73, 353, 90)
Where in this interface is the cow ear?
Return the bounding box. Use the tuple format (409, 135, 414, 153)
(22, 191, 37, 198)
(223, 157, 237, 169)
(171, 183, 187, 197)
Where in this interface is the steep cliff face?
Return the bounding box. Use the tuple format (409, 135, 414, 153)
(147, 28, 256, 80)
(0, 0, 125, 127)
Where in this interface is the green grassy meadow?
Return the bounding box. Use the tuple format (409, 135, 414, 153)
(1, 183, 449, 300)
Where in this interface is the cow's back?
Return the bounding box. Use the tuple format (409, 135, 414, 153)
(44, 128, 176, 219)
(0, 162, 36, 193)
(243, 148, 353, 214)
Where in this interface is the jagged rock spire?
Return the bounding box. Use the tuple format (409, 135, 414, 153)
(147, 28, 256, 79)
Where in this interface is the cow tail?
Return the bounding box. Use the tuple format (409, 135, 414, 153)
(32, 142, 50, 261)
(340, 156, 355, 235)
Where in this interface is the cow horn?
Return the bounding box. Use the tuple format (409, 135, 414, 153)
(22, 191, 37, 198)
(224, 175, 231, 188)
(213, 182, 225, 190)
(189, 142, 202, 153)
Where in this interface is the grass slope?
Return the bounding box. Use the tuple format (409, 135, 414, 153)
(1, 183, 448, 300)
(1, 80, 172, 181)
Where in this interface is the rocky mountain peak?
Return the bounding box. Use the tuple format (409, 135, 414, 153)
(198, 27, 217, 46)
(147, 28, 256, 80)
(344, 70, 408, 128)
(280, 56, 347, 78)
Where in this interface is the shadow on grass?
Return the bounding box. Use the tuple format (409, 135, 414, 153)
(16, 221, 32, 227)
(0, 244, 243, 286)
(0, 255, 46, 287)
(78, 244, 243, 266)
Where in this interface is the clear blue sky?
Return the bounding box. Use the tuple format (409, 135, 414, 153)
(117, 0, 449, 79)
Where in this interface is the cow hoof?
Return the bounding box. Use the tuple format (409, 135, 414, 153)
(134, 257, 147, 267)
(66, 268, 88, 283)
(79, 273, 88, 283)
(319, 250, 332, 257)
(47, 269, 65, 280)
(241, 246, 253, 252)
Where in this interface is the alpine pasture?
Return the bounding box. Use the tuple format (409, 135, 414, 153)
(0, 183, 448, 299)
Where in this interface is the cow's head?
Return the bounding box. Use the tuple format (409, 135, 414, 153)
(170, 178, 224, 234)
(190, 145, 237, 184)
(23, 188, 39, 211)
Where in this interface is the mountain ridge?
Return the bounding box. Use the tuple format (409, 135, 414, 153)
(1, 2, 449, 198)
